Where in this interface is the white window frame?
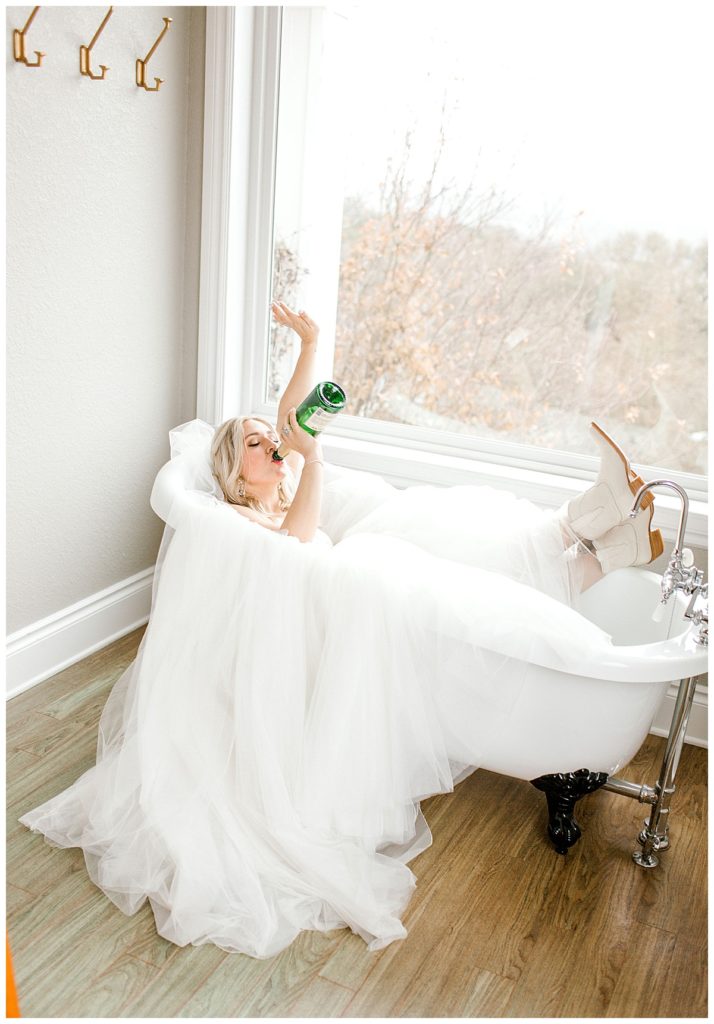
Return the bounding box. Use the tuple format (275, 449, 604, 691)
(197, 6, 708, 547)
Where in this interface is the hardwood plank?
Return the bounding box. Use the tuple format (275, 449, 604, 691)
(626, 932, 707, 1019)
(457, 969, 517, 1018)
(284, 975, 354, 1017)
(8, 695, 107, 757)
(7, 826, 88, 899)
(8, 856, 99, 953)
(122, 922, 184, 970)
(13, 890, 176, 1018)
(39, 666, 120, 723)
(503, 832, 664, 1017)
(501, 878, 643, 1019)
(231, 928, 349, 1018)
(8, 747, 97, 828)
(317, 931, 381, 996)
(5, 746, 41, 781)
(5, 749, 42, 816)
(121, 944, 229, 1017)
(7, 669, 101, 720)
(432, 856, 545, 981)
(178, 933, 353, 1020)
(605, 923, 682, 1018)
(12, 887, 122, 1016)
(5, 884, 36, 916)
(175, 948, 276, 1019)
(7, 709, 83, 755)
(9, 717, 97, 777)
(51, 949, 162, 1018)
(391, 962, 514, 1019)
(501, 921, 626, 1018)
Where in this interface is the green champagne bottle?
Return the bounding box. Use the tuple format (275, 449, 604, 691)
(273, 381, 347, 460)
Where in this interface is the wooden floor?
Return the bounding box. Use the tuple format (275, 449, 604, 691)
(6, 627, 708, 1018)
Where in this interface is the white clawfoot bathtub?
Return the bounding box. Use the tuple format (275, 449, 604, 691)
(151, 426, 706, 863)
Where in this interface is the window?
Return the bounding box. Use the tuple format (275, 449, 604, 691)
(268, 3, 707, 479)
(197, 6, 707, 545)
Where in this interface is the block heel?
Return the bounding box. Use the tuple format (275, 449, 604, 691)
(649, 526, 664, 562)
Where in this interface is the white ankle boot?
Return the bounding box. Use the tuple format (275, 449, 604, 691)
(593, 504, 664, 574)
(567, 422, 653, 541)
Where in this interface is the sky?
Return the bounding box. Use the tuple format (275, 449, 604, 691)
(335, 0, 709, 246)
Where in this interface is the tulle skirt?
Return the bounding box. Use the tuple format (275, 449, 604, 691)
(19, 468, 607, 956)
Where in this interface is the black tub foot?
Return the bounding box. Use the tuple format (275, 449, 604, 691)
(531, 770, 608, 854)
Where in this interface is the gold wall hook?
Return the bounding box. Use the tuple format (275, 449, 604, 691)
(136, 16, 172, 92)
(13, 6, 45, 68)
(79, 6, 113, 81)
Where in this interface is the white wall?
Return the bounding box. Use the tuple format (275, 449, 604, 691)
(6, 6, 205, 636)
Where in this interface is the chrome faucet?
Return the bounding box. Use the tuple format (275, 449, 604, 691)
(630, 480, 708, 645)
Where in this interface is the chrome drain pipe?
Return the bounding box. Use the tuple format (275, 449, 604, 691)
(602, 777, 657, 804)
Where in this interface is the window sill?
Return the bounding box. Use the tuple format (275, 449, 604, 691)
(321, 432, 709, 549)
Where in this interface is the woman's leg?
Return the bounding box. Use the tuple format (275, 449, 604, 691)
(564, 546, 605, 592)
(558, 515, 604, 593)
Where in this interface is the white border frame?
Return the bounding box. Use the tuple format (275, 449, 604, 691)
(197, 5, 236, 426)
(197, 5, 708, 547)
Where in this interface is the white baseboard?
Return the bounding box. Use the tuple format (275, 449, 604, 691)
(6, 566, 707, 750)
(650, 679, 708, 748)
(5, 569, 154, 699)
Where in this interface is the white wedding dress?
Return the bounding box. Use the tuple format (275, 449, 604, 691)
(19, 421, 610, 957)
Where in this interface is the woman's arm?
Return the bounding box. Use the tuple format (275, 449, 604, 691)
(279, 408, 324, 543)
(280, 462, 324, 543)
(271, 301, 319, 436)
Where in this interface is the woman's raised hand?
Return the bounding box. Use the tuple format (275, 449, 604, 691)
(281, 408, 322, 460)
(271, 300, 319, 348)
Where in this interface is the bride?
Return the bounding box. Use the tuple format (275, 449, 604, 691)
(19, 300, 663, 958)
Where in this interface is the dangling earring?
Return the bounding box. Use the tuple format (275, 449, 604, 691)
(238, 477, 246, 498)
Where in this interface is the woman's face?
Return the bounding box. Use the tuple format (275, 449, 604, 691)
(241, 419, 287, 486)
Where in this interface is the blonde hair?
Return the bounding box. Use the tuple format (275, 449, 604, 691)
(211, 415, 294, 515)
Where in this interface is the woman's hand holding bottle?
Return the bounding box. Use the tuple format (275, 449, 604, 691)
(281, 408, 323, 461)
